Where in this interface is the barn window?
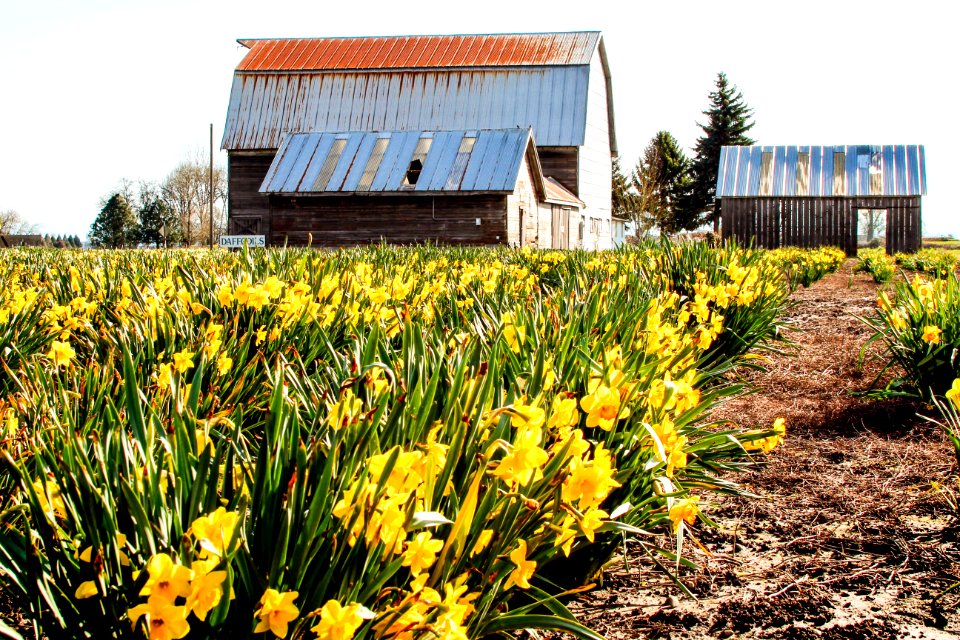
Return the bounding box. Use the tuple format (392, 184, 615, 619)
(795, 152, 810, 196)
(832, 151, 846, 196)
(758, 152, 774, 196)
(445, 135, 477, 189)
(357, 137, 390, 191)
(402, 137, 433, 188)
(313, 139, 347, 191)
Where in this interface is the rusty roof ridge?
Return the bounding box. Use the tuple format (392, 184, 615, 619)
(237, 31, 601, 47)
(233, 64, 591, 74)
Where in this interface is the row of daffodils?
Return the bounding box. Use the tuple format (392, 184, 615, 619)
(0, 241, 807, 640)
(865, 266, 960, 465)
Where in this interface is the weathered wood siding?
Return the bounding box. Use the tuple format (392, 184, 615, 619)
(228, 153, 274, 236)
(267, 194, 508, 247)
(578, 49, 613, 250)
(537, 147, 579, 196)
(506, 154, 544, 247)
(720, 196, 922, 256)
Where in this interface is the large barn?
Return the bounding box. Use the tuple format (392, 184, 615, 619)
(717, 145, 926, 255)
(221, 32, 616, 249)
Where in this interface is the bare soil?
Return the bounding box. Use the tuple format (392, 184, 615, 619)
(563, 263, 960, 639)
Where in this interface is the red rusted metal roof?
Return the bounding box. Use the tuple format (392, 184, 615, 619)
(542, 177, 583, 206)
(236, 32, 600, 71)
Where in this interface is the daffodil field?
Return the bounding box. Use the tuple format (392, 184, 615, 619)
(1, 242, 820, 640)
(863, 267, 960, 464)
(865, 271, 960, 399)
(762, 247, 846, 289)
(855, 248, 897, 283)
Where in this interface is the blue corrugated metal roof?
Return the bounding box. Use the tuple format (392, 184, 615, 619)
(717, 145, 926, 197)
(222, 68, 589, 150)
(260, 129, 534, 194)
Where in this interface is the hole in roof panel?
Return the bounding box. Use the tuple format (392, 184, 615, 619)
(357, 138, 390, 191)
(402, 137, 433, 189)
(404, 159, 424, 186)
(313, 139, 347, 191)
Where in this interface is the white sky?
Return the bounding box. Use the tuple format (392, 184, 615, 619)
(1, 0, 955, 239)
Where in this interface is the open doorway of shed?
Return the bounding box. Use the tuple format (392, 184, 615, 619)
(857, 209, 887, 248)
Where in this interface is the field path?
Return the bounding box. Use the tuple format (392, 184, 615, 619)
(566, 262, 960, 639)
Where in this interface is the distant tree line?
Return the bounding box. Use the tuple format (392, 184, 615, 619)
(0, 209, 40, 235)
(614, 72, 755, 235)
(89, 154, 227, 249)
(45, 235, 83, 248)
(1, 210, 79, 246)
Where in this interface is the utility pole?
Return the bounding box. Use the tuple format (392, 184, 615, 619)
(209, 123, 215, 249)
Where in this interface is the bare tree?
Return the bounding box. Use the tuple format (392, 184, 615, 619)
(161, 151, 226, 246)
(0, 210, 40, 235)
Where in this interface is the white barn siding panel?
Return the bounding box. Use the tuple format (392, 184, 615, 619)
(577, 50, 613, 250)
(223, 69, 591, 150)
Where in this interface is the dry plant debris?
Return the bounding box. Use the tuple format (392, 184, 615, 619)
(560, 262, 959, 639)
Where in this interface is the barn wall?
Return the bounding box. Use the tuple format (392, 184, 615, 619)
(228, 153, 274, 236)
(267, 194, 508, 247)
(578, 49, 613, 250)
(537, 147, 579, 196)
(223, 68, 592, 151)
(536, 200, 554, 248)
(506, 154, 541, 246)
(720, 196, 922, 255)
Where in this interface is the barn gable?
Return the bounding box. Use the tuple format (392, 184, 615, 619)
(222, 32, 616, 153)
(717, 145, 926, 255)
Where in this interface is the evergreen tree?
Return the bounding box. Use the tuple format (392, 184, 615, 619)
(89, 194, 138, 248)
(634, 131, 691, 233)
(612, 157, 639, 219)
(138, 193, 179, 248)
(72, 235, 81, 248)
(683, 73, 756, 231)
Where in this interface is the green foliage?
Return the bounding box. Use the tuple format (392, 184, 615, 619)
(855, 248, 897, 283)
(682, 73, 756, 231)
(894, 249, 958, 278)
(863, 272, 960, 399)
(612, 156, 638, 219)
(763, 247, 846, 289)
(634, 132, 691, 234)
(0, 242, 792, 639)
(137, 193, 181, 248)
(89, 194, 138, 249)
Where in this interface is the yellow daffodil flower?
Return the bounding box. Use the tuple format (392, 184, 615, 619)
(128, 597, 190, 640)
(139, 554, 193, 603)
(311, 599, 368, 640)
(254, 589, 299, 638)
(669, 496, 700, 532)
(172, 350, 195, 375)
(505, 539, 536, 590)
(47, 340, 76, 369)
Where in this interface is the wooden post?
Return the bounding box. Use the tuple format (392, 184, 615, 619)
(210, 123, 215, 249)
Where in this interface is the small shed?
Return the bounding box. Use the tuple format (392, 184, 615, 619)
(717, 145, 926, 255)
(255, 128, 567, 247)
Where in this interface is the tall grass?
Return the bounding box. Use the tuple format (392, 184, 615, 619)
(0, 241, 801, 639)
